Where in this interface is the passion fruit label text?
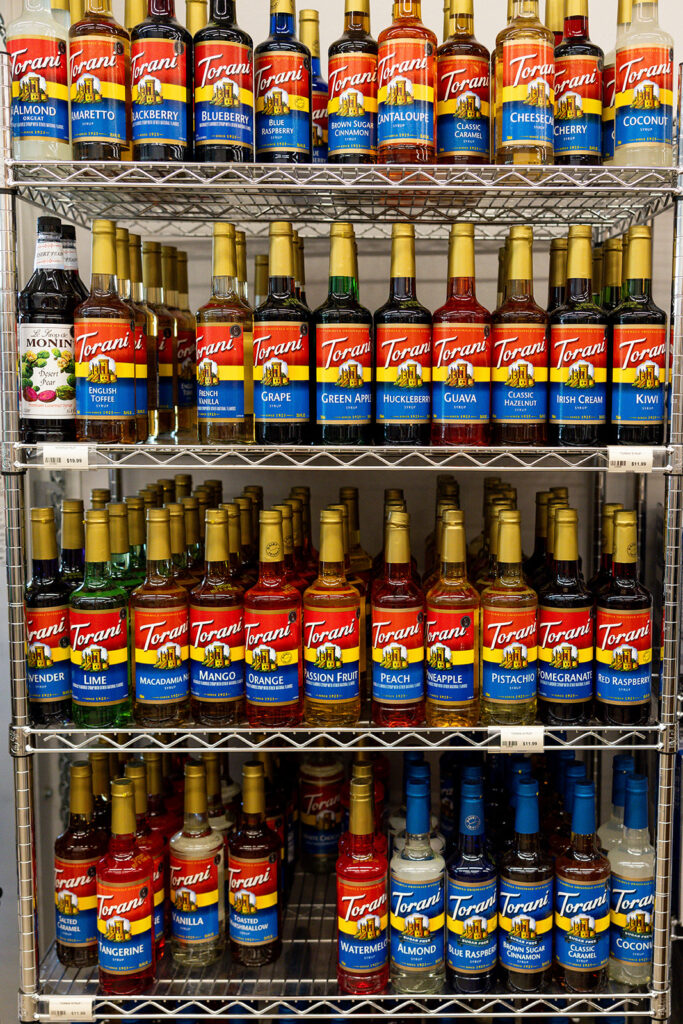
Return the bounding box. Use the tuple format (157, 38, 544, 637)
(432, 322, 490, 425)
(554, 54, 602, 158)
(425, 605, 476, 706)
(549, 324, 608, 424)
(538, 604, 593, 704)
(134, 605, 190, 704)
(55, 855, 99, 949)
(194, 40, 254, 152)
(255, 50, 311, 157)
(595, 607, 652, 707)
(26, 605, 71, 702)
(436, 54, 490, 160)
(244, 605, 301, 707)
(253, 320, 310, 422)
(8, 35, 69, 142)
(500, 41, 555, 149)
(304, 604, 360, 703)
(371, 604, 425, 706)
(190, 603, 245, 703)
(228, 852, 279, 946)
(316, 323, 372, 424)
(328, 52, 378, 158)
(70, 34, 128, 145)
(96, 876, 154, 975)
(131, 37, 189, 147)
(482, 605, 537, 704)
(611, 324, 667, 425)
(75, 318, 136, 419)
(378, 38, 435, 149)
(70, 606, 129, 708)
(375, 324, 432, 424)
(615, 46, 673, 154)
(337, 875, 389, 974)
(491, 323, 548, 424)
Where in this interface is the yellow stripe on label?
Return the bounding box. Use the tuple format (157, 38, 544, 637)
(304, 645, 360, 663)
(483, 645, 538, 663)
(502, 84, 555, 105)
(437, 98, 490, 118)
(14, 82, 69, 102)
(195, 85, 253, 106)
(71, 648, 128, 667)
(229, 889, 278, 910)
(28, 644, 70, 663)
(338, 912, 388, 936)
(376, 367, 432, 383)
(595, 646, 651, 666)
(316, 367, 372, 384)
(191, 644, 245, 661)
(491, 366, 549, 384)
(372, 646, 424, 664)
(97, 914, 152, 936)
(426, 646, 474, 666)
(612, 367, 663, 385)
(55, 893, 97, 910)
(245, 648, 299, 667)
(538, 646, 593, 665)
(71, 81, 126, 102)
(447, 913, 497, 934)
(432, 365, 490, 383)
(256, 94, 310, 114)
(328, 95, 378, 114)
(616, 87, 673, 108)
(549, 368, 608, 384)
(76, 363, 135, 379)
(391, 911, 445, 932)
(135, 645, 189, 665)
(555, 912, 610, 933)
(378, 84, 434, 104)
(170, 887, 218, 909)
(254, 365, 309, 382)
(499, 913, 552, 935)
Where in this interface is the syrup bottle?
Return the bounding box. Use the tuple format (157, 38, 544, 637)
(299, 8, 327, 162)
(193, 0, 253, 161)
(437, 0, 490, 164)
(125, 761, 166, 957)
(60, 498, 86, 593)
(553, 0, 603, 165)
(328, 0, 378, 163)
(254, 0, 312, 163)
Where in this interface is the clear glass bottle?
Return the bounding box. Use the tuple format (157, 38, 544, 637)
(597, 753, 635, 852)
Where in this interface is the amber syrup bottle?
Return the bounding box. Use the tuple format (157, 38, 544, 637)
(125, 762, 166, 957)
(253, 222, 311, 445)
(19, 216, 77, 443)
(55, 761, 107, 967)
(377, 0, 437, 164)
(60, 498, 86, 593)
(116, 228, 148, 443)
(437, 0, 490, 163)
(474, 499, 512, 593)
(537, 509, 593, 726)
(197, 222, 252, 444)
(128, 233, 158, 440)
(610, 225, 667, 445)
(144, 751, 176, 842)
(337, 778, 389, 993)
(432, 223, 491, 446)
(228, 761, 282, 965)
(328, 0, 378, 163)
(554, 0, 603, 165)
(290, 484, 319, 571)
(190, 508, 245, 726)
(554, 780, 610, 992)
(299, 8, 327, 162)
(233, 495, 257, 585)
(131, 508, 190, 727)
(75, 220, 136, 444)
(491, 225, 548, 446)
(422, 499, 460, 593)
(371, 510, 425, 727)
(69, 509, 131, 729)
(523, 490, 551, 584)
(193, 0, 253, 162)
(244, 510, 303, 728)
(25, 508, 71, 726)
(592, 244, 604, 306)
(62, 224, 89, 302)
(595, 510, 652, 726)
(143, 241, 177, 439)
(69, 0, 131, 160)
(375, 224, 432, 445)
(168, 503, 202, 591)
(328, 501, 369, 701)
(549, 225, 609, 447)
(96, 778, 156, 994)
(547, 238, 568, 315)
(588, 501, 623, 596)
(254, 0, 312, 163)
(340, 486, 372, 580)
(425, 510, 479, 727)
(313, 223, 373, 445)
(131, 0, 193, 160)
(162, 245, 196, 441)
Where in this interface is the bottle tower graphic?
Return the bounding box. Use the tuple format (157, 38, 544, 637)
(565, 360, 595, 389)
(556, 92, 584, 121)
(337, 89, 365, 117)
(154, 642, 182, 670)
(380, 643, 409, 670)
(454, 92, 482, 119)
(610, 644, 639, 671)
(314, 643, 343, 669)
(444, 360, 475, 388)
(355, 913, 381, 940)
(386, 76, 414, 106)
(500, 643, 528, 669)
(87, 355, 118, 384)
(211, 78, 239, 108)
(506, 359, 534, 388)
(263, 88, 291, 116)
(19, 73, 48, 101)
(525, 78, 552, 108)
(74, 75, 103, 104)
(549, 643, 579, 669)
(633, 361, 660, 389)
(136, 76, 163, 106)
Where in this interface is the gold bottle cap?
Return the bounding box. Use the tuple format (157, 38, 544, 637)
(384, 487, 404, 502)
(603, 238, 623, 289)
(161, 245, 178, 303)
(70, 0, 84, 22)
(497, 509, 522, 565)
(545, 0, 563, 32)
(31, 508, 58, 561)
(259, 510, 284, 563)
(488, 501, 512, 556)
(450, 0, 474, 20)
(613, 510, 638, 565)
(233, 495, 253, 547)
(566, 225, 594, 285)
(448, 222, 475, 281)
(299, 9, 320, 56)
(219, 503, 241, 557)
(319, 510, 345, 565)
(213, 222, 237, 279)
(242, 760, 266, 815)
(175, 473, 193, 498)
(508, 226, 533, 283)
(143, 752, 163, 796)
(271, 0, 295, 14)
(125, 496, 145, 546)
(61, 499, 85, 550)
(549, 238, 568, 289)
(235, 231, 248, 286)
(564, 0, 588, 16)
(184, 762, 208, 817)
(345, 0, 370, 13)
(441, 514, 467, 565)
(91, 220, 117, 278)
(186, 0, 208, 34)
(129, 233, 144, 285)
(385, 513, 411, 564)
(352, 763, 374, 785)
(181, 496, 201, 547)
(625, 225, 652, 281)
(203, 752, 223, 803)
(146, 508, 172, 562)
(554, 508, 579, 562)
(69, 761, 94, 818)
(551, 485, 569, 500)
(124, 0, 146, 30)
(390, 223, 416, 280)
(116, 226, 131, 287)
(618, 0, 632, 23)
(89, 750, 110, 798)
(601, 502, 625, 555)
(125, 761, 149, 817)
(273, 504, 294, 555)
(166, 503, 188, 558)
(295, 233, 306, 288)
(327, 504, 351, 558)
(255, 254, 269, 298)
(329, 227, 356, 280)
(205, 508, 229, 563)
(91, 487, 111, 509)
(269, 221, 295, 280)
(110, 778, 137, 836)
(545, 500, 563, 557)
(349, 778, 374, 836)
(143, 241, 163, 290)
(84, 509, 111, 563)
(534, 491, 552, 539)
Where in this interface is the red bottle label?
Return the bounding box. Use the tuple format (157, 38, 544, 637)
(436, 53, 490, 160)
(75, 317, 136, 419)
(482, 605, 537, 704)
(190, 602, 245, 704)
(491, 323, 548, 424)
(337, 873, 389, 974)
(300, 769, 344, 860)
(554, 54, 602, 158)
(69, 605, 129, 709)
(538, 604, 593, 704)
(549, 323, 608, 425)
(55, 855, 99, 948)
(253, 320, 310, 423)
(69, 34, 129, 145)
(371, 604, 424, 706)
(8, 35, 69, 143)
(228, 852, 279, 945)
(328, 51, 378, 158)
(96, 875, 154, 975)
(131, 37, 189, 148)
(134, 604, 189, 705)
(432, 322, 491, 425)
(303, 604, 360, 704)
(194, 39, 254, 151)
(25, 605, 71, 703)
(375, 323, 432, 424)
(170, 849, 223, 945)
(425, 605, 476, 706)
(315, 323, 372, 425)
(244, 605, 302, 708)
(255, 50, 311, 156)
(377, 37, 436, 149)
(196, 321, 246, 424)
(133, 325, 148, 417)
(595, 607, 652, 706)
(611, 324, 667, 426)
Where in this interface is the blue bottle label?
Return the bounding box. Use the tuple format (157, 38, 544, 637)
(491, 323, 548, 424)
(244, 605, 301, 708)
(70, 606, 130, 708)
(431, 322, 491, 425)
(69, 35, 128, 145)
(446, 874, 498, 973)
(228, 852, 280, 946)
(96, 876, 154, 975)
(328, 51, 378, 158)
(500, 40, 555, 149)
(390, 874, 445, 973)
(253, 320, 310, 423)
(255, 49, 311, 157)
(55, 856, 99, 949)
(337, 874, 389, 975)
(436, 53, 490, 160)
(377, 37, 436, 150)
(554, 54, 603, 158)
(375, 323, 432, 424)
(75, 318, 136, 420)
(303, 605, 360, 704)
(25, 605, 71, 703)
(315, 323, 372, 425)
(538, 605, 594, 704)
(190, 603, 245, 704)
(498, 876, 554, 974)
(8, 35, 69, 143)
(610, 873, 655, 966)
(549, 324, 608, 425)
(482, 606, 537, 705)
(615, 45, 673, 156)
(134, 605, 190, 705)
(194, 39, 254, 152)
(131, 37, 190, 148)
(371, 605, 425, 707)
(170, 850, 223, 946)
(555, 874, 610, 970)
(595, 607, 652, 707)
(611, 324, 667, 426)
(426, 606, 476, 706)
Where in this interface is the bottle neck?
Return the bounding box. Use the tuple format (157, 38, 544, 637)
(447, 276, 476, 302)
(145, 556, 173, 582)
(328, 275, 355, 301)
(67, 812, 93, 832)
(149, 0, 177, 16)
(89, 272, 117, 297)
(212, 275, 239, 300)
(511, 0, 540, 19)
(403, 831, 433, 855)
(210, 0, 236, 22)
(393, 0, 422, 21)
(570, 831, 599, 855)
(34, 232, 64, 271)
(109, 831, 136, 856)
(348, 831, 375, 859)
(390, 276, 417, 301)
(563, 13, 589, 37)
(612, 559, 638, 582)
(259, 558, 285, 585)
(31, 556, 60, 583)
(85, 0, 114, 15)
(611, 804, 625, 826)
(451, 11, 474, 35)
(496, 559, 524, 584)
(624, 276, 653, 302)
(183, 810, 210, 834)
(319, 559, 346, 585)
(459, 832, 486, 857)
(111, 550, 131, 574)
(566, 276, 592, 304)
(60, 548, 84, 574)
(383, 560, 412, 583)
(270, 10, 295, 35)
(515, 830, 542, 855)
(344, 9, 370, 32)
(553, 558, 581, 585)
(82, 559, 112, 587)
(631, 0, 660, 26)
(440, 560, 468, 584)
(268, 275, 296, 300)
(622, 825, 651, 852)
(205, 558, 230, 583)
(130, 280, 144, 303)
(506, 277, 533, 301)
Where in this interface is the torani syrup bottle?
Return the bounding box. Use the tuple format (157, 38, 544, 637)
(554, 780, 610, 992)
(69, 0, 130, 159)
(314, 223, 373, 445)
(193, 0, 253, 161)
(131, 0, 193, 160)
(480, 509, 537, 726)
(377, 0, 437, 164)
(592, 244, 604, 306)
(116, 227, 149, 442)
(610, 225, 667, 445)
(143, 240, 177, 438)
(299, 749, 344, 873)
(546, 237, 567, 315)
(228, 761, 282, 965)
(131, 508, 190, 727)
(128, 233, 159, 438)
(523, 490, 551, 583)
(431, 223, 491, 446)
(328, 0, 377, 163)
(595, 510, 652, 726)
(168, 503, 200, 591)
(602, 237, 624, 314)
(255, 0, 312, 162)
(69, 510, 131, 728)
(548, 225, 608, 446)
(60, 499, 86, 593)
(75, 220, 136, 444)
(337, 778, 389, 994)
(375, 224, 432, 445)
(371, 510, 425, 728)
(162, 245, 196, 440)
(55, 761, 107, 967)
(553, 0, 603, 165)
(96, 778, 156, 994)
(169, 761, 226, 965)
(25, 507, 71, 726)
(89, 750, 112, 836)
(545, 0, 563, 47)
(299, 8, 327, 162)
(490, 225, 548, 446)
(125, 761, 166, 956)
(601, 0, 631, 164)
(253, 222, 311, 444)
(436, 0, 490, 164)
(189, 508, 245, 725)
(126, 496, 147, 580)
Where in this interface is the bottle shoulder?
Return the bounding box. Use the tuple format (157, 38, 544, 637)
(196, 296, 252, 324)
(426, 579, 480, 608)
(374, 299, 432, 326)
(555, 37, 604, 61)
(496, 18, 554, 50)
(438, 35, 490, 62)
(371, 577, 425, 606)
(378, 20, 437, 49)
(597, 580, 652, 609)
(132, 17, 192, 45)
(75, 294, 133, 322)
(329, 33, 378, 57)
(549, 300, 608, 326)
(7, 13, 67, 40)
(254, 295, 310, 322)
(256, 34, 310, 58)
(610, 298, 667, 325)
(617, 25, 674, 51)
(70, 581, 129, 608)
(391, 850, 445, 878)
(492, 299, 547, 325)
(313, 296, 373, 325)
(194, 22, 252, 48)
(130, 578, 189, 606)
(70, 15, 128, 40)
(432, 297, 492, 324)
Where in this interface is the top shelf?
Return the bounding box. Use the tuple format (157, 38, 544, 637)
(10, 162, 679, 240)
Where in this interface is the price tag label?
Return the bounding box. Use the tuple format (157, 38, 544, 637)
(40, 444, 90, 470)
(46, 995, 95, 1021)
(607, 446, 653, 474)
(489, 725, 544, 753)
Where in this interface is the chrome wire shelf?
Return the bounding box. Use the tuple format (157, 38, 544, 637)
(13, 442, 675, 473)
(16, 722, 664, 755)
(36, 871, 653, 1021)
(10, 161, 678, 239)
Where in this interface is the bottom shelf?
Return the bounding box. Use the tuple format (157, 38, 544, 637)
(36, 873, 657, 1020)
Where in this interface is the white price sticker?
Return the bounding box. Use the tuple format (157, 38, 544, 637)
(607, 446, 653, 474)
(46, 995, 95, 1021)
(40, 444, 90, 470)
(490, 725, 544, 753)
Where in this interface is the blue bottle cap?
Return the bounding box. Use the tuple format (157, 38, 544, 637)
(515, 780, 540, 835)
(459, 780, 485, 837)
(406, 778, 431, 836)
(563, 761, 587, 808)
(612, 755, 636, 808)
(461, 765, 483, 783)
(571, 780, 596, 836)
(408, 763, 430, 786)
(624, 774, 649, 831)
